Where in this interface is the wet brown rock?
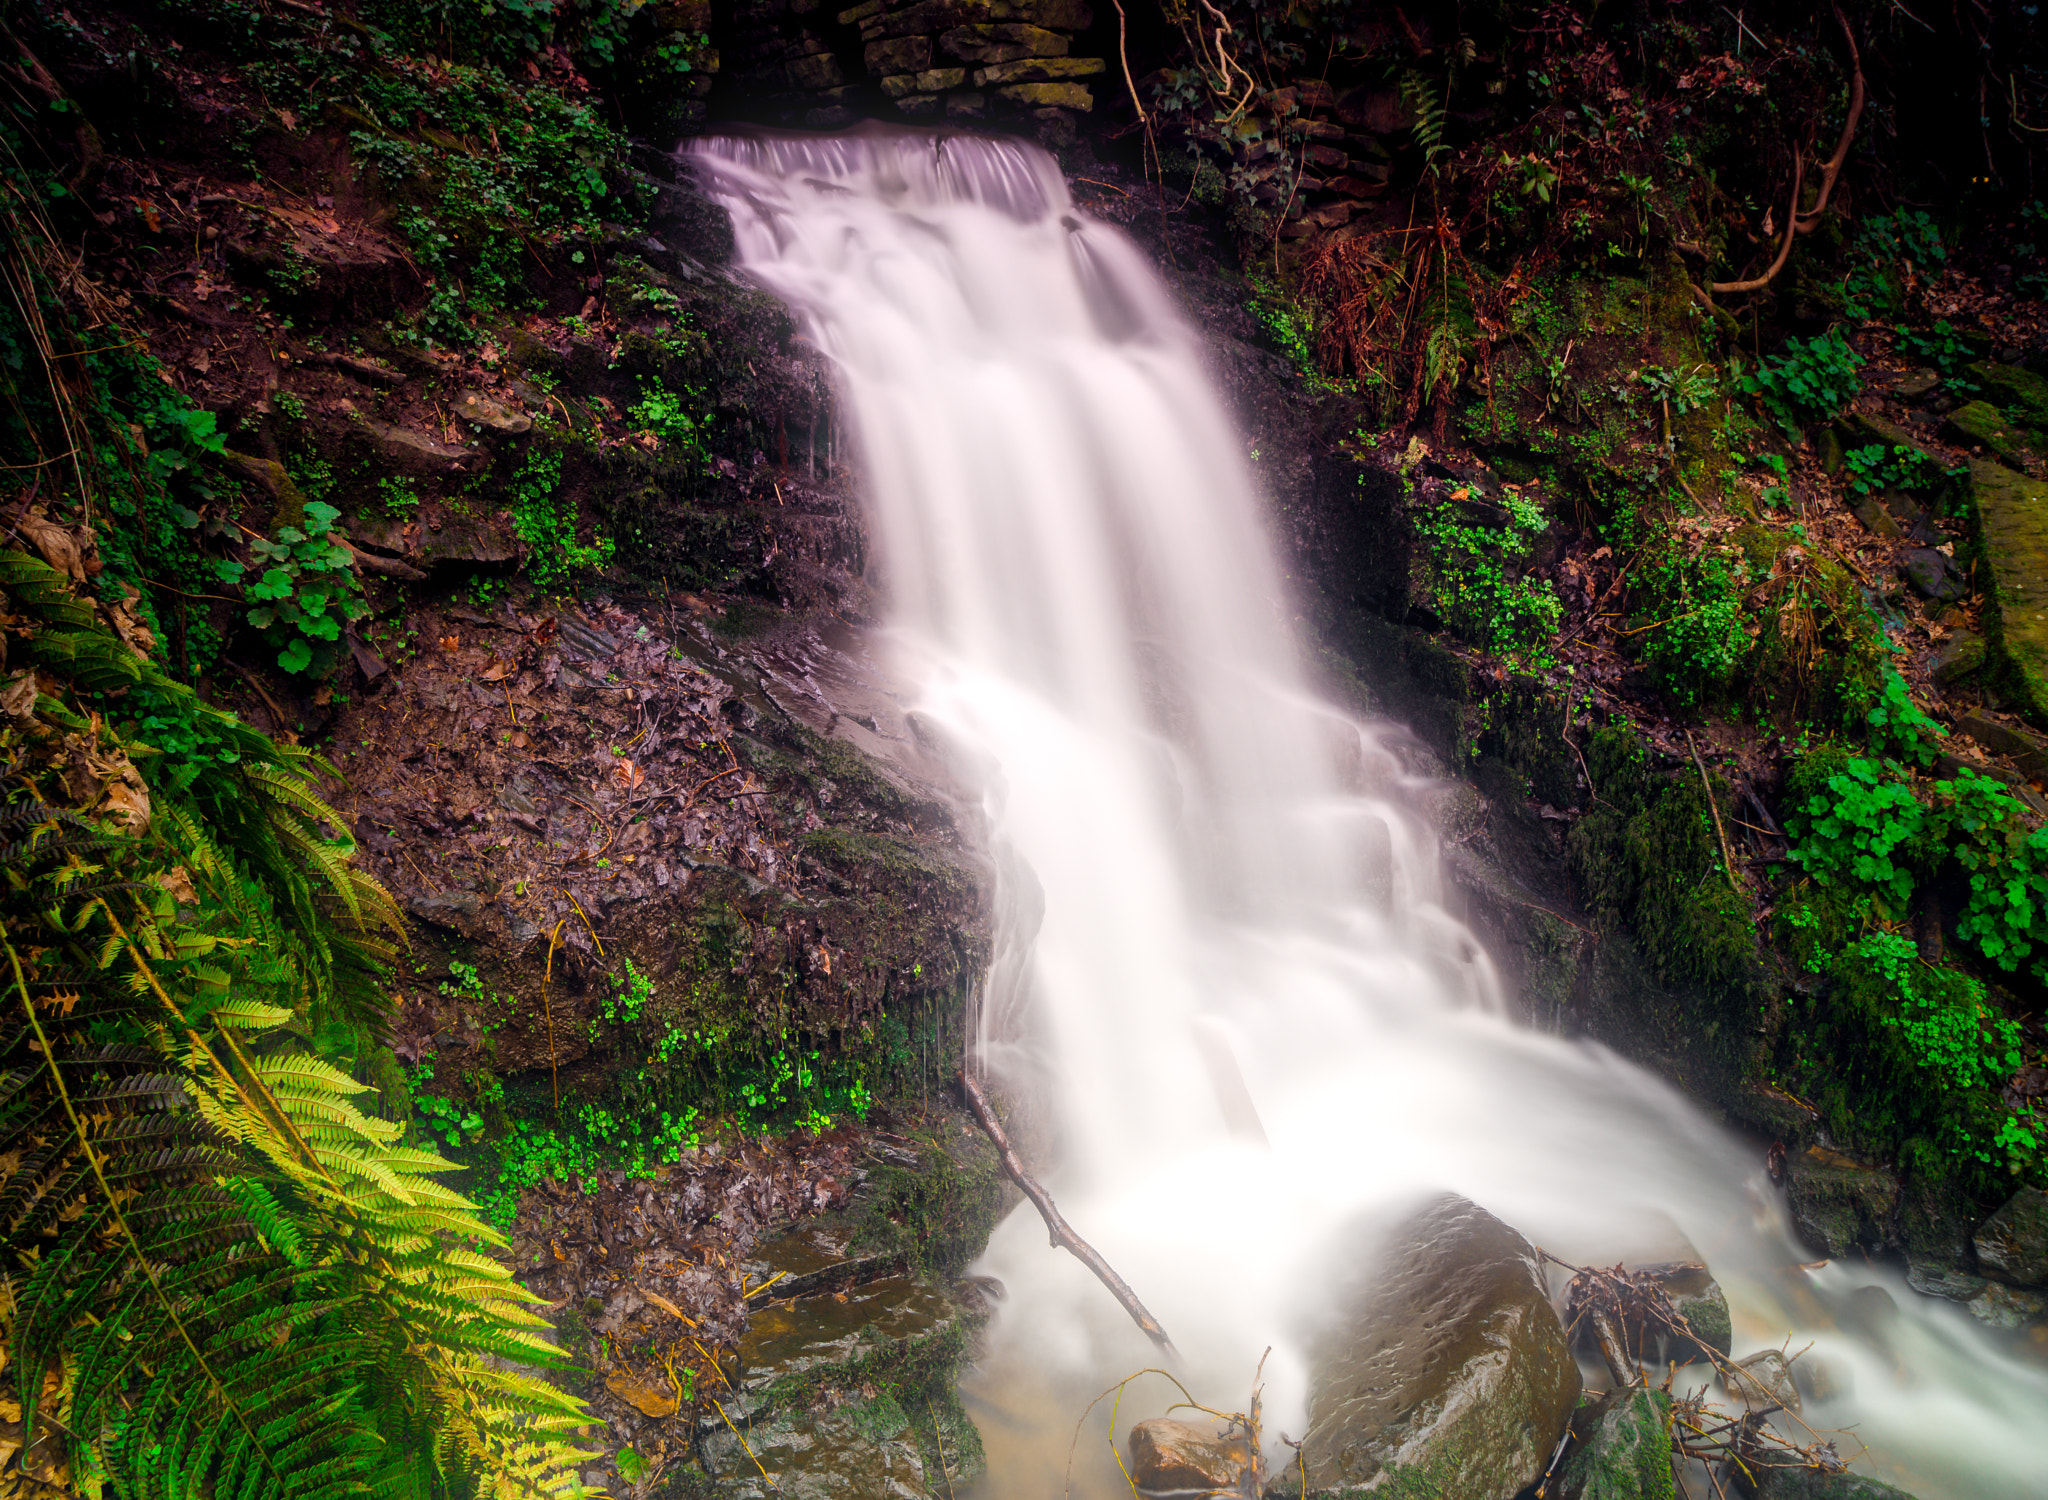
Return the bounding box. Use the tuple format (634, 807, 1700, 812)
(1293, 1194, 1579, 1498)
(1128, 1418, 1254, 1497)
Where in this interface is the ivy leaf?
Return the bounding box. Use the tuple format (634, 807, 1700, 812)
(277, 637, 314, 674)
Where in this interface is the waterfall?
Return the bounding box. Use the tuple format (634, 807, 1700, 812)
(689, 126, 2048, 1500)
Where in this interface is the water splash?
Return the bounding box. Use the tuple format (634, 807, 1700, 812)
(690, 125, 2048, 1499)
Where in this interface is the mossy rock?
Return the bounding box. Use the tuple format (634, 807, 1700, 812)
(1741, 1469, 1918, 1499)
(1785, 1149, 1898, 1258)
(1945, 401, 2036, 468)
(1559, 1389, 1674, 1500)
(1968, 459, 2048, 727)
(1970, 360, 2048, 428)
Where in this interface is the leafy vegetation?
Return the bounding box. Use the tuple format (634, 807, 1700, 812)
(1736, 330, 1864, 435)
(508, 448, 614, 591)
(1410, 486, 1562, 668)
(1633, 545, 1747, 707)
(215, 500, 366, 675)
(0, 553, 594, 1497)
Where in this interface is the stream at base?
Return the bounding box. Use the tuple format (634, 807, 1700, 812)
(689, 126, 2048, 1499)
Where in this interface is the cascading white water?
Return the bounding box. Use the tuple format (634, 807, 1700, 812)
(690, 126, 2048, 1499)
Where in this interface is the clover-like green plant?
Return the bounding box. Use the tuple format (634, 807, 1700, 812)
(215, 500, 365, 674)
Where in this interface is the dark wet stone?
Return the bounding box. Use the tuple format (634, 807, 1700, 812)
(1558, 1388, 1673, 1500)
(1974, 1186, 2048, 1286)
(1901, 547, 1968, 603)
(705, 1395, 930, 1500)
(728, 1276, 958, 1423)
(406, 891, 484, 931)
(349, 414, 485, 474)
(1292, 1194, 1579, 1499)
(1892, 370, 1940, 401)
(1930, 632, 1985, 686)
(412, 513, 520, 567)
(1905, 1258, 1988, 1302)
(1848, 494, 1901, 538)
(740, 1217, 905, 1304)
(559, 618, 623, 660)
(1128, 1417, 1255, 1498)
(1785, 1149, 1896, 1259)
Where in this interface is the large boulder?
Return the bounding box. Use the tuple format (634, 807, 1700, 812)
(1290, 1194, 1580, 1499)
(1559, 1388, 1674, 1500)
(1973, 1186, 2048, 1287)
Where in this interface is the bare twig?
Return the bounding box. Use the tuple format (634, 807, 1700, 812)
(959, 1070, 1178, 1355)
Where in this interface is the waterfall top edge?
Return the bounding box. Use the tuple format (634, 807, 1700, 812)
(687, 124, 1073, 223)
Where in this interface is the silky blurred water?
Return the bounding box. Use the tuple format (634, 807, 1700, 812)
(691, 126, 2048, 1499)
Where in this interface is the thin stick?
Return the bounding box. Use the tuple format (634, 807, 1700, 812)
(959, 1070, 1177, 1355)
(543, 917, 565, 1118)
(1686, 732, 1742, 897)
(710, 1397, 775, 1490)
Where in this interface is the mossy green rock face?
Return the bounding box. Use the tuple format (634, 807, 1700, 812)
(1559, 1390, 1673, 1500)
(1745, 1468, 1918, 1499)
(1971, 360, 2048, 428)
(1946, 401, 2034, 467)
(1969, 460, 2048, 726)
(1296, 1195, 1580, 1499)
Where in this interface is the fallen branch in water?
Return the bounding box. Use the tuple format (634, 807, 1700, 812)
(959, 1070, 1178, 1356)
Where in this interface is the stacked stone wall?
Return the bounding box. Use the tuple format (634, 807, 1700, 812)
(720, 0, 1105, 133)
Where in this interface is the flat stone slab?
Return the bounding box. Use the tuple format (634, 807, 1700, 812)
(1971, 460, 2048, 726)
(738, 1275, 958, 1397)
(741, 1216, 905, 1303)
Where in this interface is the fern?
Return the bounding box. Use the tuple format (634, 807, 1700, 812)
(1400, 66, 1450, 166)
(0, 639, 596, 1496)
